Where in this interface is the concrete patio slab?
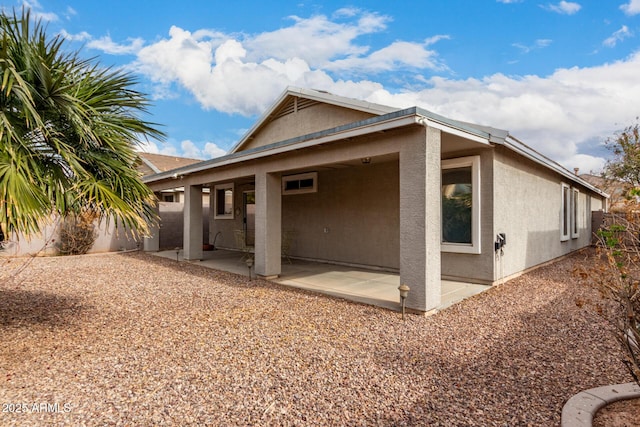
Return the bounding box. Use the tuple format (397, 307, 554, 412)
(151, 249, 490, 312)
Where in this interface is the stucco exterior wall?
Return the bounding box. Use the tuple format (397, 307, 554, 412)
(440, 147, 496, 284)
(591, 195, 604, 212)
(282, 160, 399, 269)
(2, 217, 141, 257)
(492, 146, 599, 280)
(208, 160, 400, 269)
(242, 103, 376, 151)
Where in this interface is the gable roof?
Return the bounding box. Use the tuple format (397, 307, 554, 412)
(137, 152, 202, 177)
(228, 87, 397, 153)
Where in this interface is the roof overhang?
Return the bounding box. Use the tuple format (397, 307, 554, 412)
(500, 135, 609, 198)
(143, 97, 607, 199)
(144, 107, 496, 187)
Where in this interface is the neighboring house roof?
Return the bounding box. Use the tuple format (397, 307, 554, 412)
(580, 173, 625, 207)
(137, 152, 203, 177)
(144, 87, 608, 198)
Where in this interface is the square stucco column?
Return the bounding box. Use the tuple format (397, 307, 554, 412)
(399, 126, 442, 312)
(143, 199, 160, 252)
(183, 184, 203, 261)
(255, 171, 281, 279)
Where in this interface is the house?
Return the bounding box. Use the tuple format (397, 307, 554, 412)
(142, 87, 608, 313)
(137, 152, 207, 203)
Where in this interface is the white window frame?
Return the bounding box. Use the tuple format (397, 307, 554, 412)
(571, 188, 580, 239)
(561, 183, 570, 241)
(441, 155, 481, 254)
(214, 183, 234, 220)
(282, 172, 318, 195)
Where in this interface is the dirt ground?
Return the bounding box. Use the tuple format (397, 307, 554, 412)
(593, 397, 640, 427)
(0, 249, 635, 426)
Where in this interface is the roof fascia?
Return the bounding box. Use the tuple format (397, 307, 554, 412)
(145, 109, 421, 185)
(503, 135, 609, 198)
(415, 107, 505, 144)
(139, 156, 161, 174)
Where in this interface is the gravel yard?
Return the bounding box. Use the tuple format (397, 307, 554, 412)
(0, 249, 634, 426)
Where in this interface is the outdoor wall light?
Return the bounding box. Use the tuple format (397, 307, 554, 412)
(398, 283, 410, 320)
(245, 257, 254, 281)
(361, 157, 371, 164)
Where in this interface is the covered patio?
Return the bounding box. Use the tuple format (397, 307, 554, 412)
(151, 249, 490, 313)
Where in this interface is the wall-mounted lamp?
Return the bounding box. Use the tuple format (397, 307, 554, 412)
(361, 157, 371, 164)
(398, 283, 410, 320)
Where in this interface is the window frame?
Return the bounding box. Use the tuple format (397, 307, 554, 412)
(571, 187, 580, 239)
(561, 183, 570, 241)
(441, 155, 481, 254)
(282, 172, 318, 195)
(214, 183, 234, 220)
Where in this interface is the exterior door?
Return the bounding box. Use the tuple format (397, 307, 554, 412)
(243, 191, 255, 246)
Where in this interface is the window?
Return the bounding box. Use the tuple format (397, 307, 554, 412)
(214, 183, 234, 219)
(441, 156, 481, 254)
(561, 183, 570, 241)
(163, 194, 175, 203)
(571, 188, 580, 239)
(282, 172, 317, 195)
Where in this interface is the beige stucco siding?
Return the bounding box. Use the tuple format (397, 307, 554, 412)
(208, 160, 400, 269)
(440, 147, 496, 284)
(282, 160, 399, 269)
(591, 195, 604, 212)
(241, 103, 376, 151)
(492, 146, 596, 280)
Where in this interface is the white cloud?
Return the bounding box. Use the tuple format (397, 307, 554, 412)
(497, 0, 523, 3)
(137, 140, 177, 156)
(603, 25, 633, 47)
(180, 140, 202, 159)
(326, 39, 449, 73)
(512, 39, 553, 53)
(621, 0, 640, 15)
(64, 6, 77, 19)
(126, 8, 640, 173)
(22, 0, 58, 21)
(178, 140, 227, 159)
(245, 12, 388, 67)
(59, 29, 91, 42)
(203, 142, 227, 158)
(133, 11, 448, 115)
(87, 35, 145, 55)
(363, 52, 640, 172)
(543, 1, 582, 15)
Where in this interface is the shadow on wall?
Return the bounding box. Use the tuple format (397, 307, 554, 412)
(1, 204, 210, 256)
(158, 202, 210, 250)
(3, 218, 142, 257)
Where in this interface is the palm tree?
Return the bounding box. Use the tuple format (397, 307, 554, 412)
(0, 9, 165, 238)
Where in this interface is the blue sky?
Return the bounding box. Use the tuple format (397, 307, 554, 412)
(5, 0, 640, 172)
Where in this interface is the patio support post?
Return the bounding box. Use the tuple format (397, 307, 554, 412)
(183, 184, 203, 260)
(399, 126, 442, 312)
(255, 170, 281, 279)
(143, 195, 161, 252)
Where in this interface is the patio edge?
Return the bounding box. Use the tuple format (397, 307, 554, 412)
(561, 382, 640, 427)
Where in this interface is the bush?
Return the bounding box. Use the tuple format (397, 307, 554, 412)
(58, 211, 98, 255)
(577, 210, 640, 385)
